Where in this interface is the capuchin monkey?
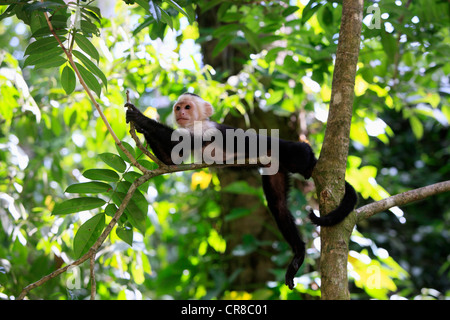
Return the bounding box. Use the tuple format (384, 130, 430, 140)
(125, 93, 357, 289)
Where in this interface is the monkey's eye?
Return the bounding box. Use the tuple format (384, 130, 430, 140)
(185, 105, 191, 109)
(175, 106, 181, 111)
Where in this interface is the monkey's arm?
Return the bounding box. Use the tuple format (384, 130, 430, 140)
(125, 103, 177, 165)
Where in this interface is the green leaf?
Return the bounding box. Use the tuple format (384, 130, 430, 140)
(31, 26, 68, 38)
(105, 203, 118, 217)
(442, 105, 450, 123)
(381, 32, 397, 62)
(265, 47, 285, 63)
(80, 5, 102, 21)
(34, 55, 67, 70)
(123, 171, 142, 184)
(301, 1, 323, 24)
(159, 8, 173, 29)
(65, 181, 112, 194)
(75, 62, 102, 96)
(148, 0, 161, 23)
(80, 11, 101, 29)
(409, 116, 424, 139)
(49, 14, 70, 28)
(24, 36, 63, 56)
(166, 0, 193, 23)
(212, 24, 241, 37)
(73, 213, 105, 258)
(116, 140, 135, 163)
(202, 0, 222, 13)
(116, 181, 148, 216)
(0, 3, 17, 21)
(53, 197, 106, 215)
(134, 0, 149, 11)
(221, 12, 242, 23)
(23, 48, 65, 68)
(212, 36, 233, 58)
(137, 159, 158, 170)
(74, 32, 99, 62)
(116, 224, 133, 246)
(350, 122, 370, 147)
(99, 152, 127, 172)
(282, 6, 299, 17)
(112, 192, 147, 235)
(61, 65, 76, 95)
(132, 16, 154, 36)
(24, 1, 63, 13)
(82, 168, 120, 182)
(80, 19, 100, 36)
(266, 90, 284, 105)
(72, 50, 107, 89)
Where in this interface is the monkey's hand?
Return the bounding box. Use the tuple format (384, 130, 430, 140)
(125, 103, 145, 133)
(125, 103, 142, 123)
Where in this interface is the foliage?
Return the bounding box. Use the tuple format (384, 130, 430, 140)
(0, 0, 449, 300)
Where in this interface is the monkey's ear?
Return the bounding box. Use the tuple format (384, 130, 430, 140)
(203, 101, 214, 118)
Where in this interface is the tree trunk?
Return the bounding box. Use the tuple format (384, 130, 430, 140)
(312, 0, 364, 300)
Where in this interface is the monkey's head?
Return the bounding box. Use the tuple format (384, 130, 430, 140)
(173, 93, 214, 128)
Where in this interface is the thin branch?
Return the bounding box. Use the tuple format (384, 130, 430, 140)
(356, 180, 450, 222)
(18, 254, 85, 300)
(41, 6, 140, 172)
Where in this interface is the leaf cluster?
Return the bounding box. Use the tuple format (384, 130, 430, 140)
(1, 0, 106, 96)
(52, 140, 156, 258)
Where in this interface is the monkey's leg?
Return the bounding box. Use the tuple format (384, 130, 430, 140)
(262, 170, 305, 290)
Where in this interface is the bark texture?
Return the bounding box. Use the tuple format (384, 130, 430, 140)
(312, 0, 364, 300)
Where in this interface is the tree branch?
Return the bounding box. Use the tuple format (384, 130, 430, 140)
(41, 6, 142, 173)
(356, 180, 450, 222)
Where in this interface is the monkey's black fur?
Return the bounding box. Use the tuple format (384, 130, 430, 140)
(125, 102, 357, 289)
(126, 103, 177, 165)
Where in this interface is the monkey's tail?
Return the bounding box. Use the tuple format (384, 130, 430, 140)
(309, 181, 357, 226)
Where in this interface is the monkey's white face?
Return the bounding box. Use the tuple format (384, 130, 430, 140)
(173, 96, 198, 127)
(173, 94, 214, 128)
